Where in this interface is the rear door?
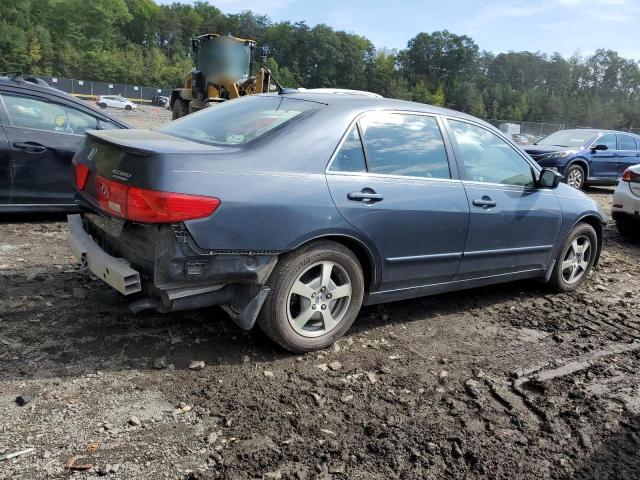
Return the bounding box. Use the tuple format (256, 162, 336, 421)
(0, 92, 99, 206)
(616, 134, 640, 178)
(589, 133, 618, 180)
(326, 111, 469, 291)
(445, 118, 563, 279)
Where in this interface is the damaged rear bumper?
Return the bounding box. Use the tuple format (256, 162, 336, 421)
(67, 214, 276, 330)
(68, 214, 142, 295)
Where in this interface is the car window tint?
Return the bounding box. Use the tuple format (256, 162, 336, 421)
(617, 134, 636, 151)
(329, 126, 367, 173)
(359, 113, 450, 179)
(1, 94, 98, 134)
(596, 133, 617, 150)
(159, 96, 320, 146)
(98, 120, 120, 130)
(449, 120, 534, 187)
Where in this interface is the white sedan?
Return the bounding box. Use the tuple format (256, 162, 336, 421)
(612, 165, 640, 236)
(96, 95, 137, 110)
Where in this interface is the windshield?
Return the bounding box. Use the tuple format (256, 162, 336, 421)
(158, 96, 320, 146)
(537, 130, 596, 148)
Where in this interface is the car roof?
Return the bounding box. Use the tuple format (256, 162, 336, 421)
(555, 128, 640, 138)
(272, 91, 488, 126)
(0, 76, 131, 128)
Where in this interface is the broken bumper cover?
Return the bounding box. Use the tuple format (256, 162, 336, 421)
(68, 214, 142, 295)
(67, 214, 276, 330)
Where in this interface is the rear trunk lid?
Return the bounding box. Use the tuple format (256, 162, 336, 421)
(73, 129, 227, 221)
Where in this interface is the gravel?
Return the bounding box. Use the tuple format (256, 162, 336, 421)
(1, 151, 639, 479)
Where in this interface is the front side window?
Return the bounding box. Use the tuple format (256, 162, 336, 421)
(359, 112, 450, 179)
(595, 133, 617, 150)
(158, 96, 320, 146)
(1, 94, 98, 135)
(329, 126, 367, 173)
(449, 119, 534, 187)
(617, 134, 636, 151)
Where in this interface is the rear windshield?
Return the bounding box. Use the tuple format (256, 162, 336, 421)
(537, 130, 597, 148)
(158, 96, 320, 146)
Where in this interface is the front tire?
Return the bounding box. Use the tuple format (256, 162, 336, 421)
(548, 223, 598, 292)
(257, 241, 364, 353)
(125, 105, 133, 111)
(564, 164, 586, 190)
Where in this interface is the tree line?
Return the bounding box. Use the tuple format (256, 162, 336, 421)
(1, 0, 639, 130)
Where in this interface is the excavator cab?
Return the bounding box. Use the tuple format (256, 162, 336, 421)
(170, 34, 282, 119)
(194, 34, 254, 84)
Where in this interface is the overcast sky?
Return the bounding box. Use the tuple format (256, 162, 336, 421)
(159, 0, 640, 60)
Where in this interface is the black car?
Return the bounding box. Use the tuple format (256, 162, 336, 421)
(0, 75, 130, 212)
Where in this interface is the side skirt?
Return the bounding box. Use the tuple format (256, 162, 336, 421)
(364, 268, 546, 306)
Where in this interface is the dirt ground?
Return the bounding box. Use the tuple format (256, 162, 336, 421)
(1, 108, 639, 479)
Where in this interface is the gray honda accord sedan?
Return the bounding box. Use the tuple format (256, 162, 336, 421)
(68, 92, 605, 352)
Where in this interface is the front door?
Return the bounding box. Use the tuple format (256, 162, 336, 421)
(588, 133, 618, 181)
(326, 112, 469, 291)
(0, 92, 98, 206)
(445, 118, 563, 280)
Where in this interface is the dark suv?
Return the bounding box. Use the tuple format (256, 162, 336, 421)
(525, 129, 640, 189)
(0, 75, 129, 212)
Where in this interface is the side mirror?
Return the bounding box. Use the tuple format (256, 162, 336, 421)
(592, 144, 608, 151)
(538, 168, 562, 189)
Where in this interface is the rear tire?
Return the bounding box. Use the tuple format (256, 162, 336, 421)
(172, 100, 188, 120)
(98, 102, 107, 109)
(564, 164, 586, 190)
(257, 241, 364, 353)
(548, 223, 598, 292)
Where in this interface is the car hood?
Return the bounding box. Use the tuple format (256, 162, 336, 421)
(524, 145, 578, 155)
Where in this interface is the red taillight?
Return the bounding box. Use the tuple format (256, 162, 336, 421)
(622, 169, 640, 183)
(73, 160, 90, 190)
(93, 175, 220, 223)
(126, 186, 220, 223)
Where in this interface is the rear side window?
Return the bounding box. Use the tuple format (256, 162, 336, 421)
(618, 134, 637, 151)
(359, 112, 450, 179)
(158, 96, 320, 146)
(329, 126, 367, 173)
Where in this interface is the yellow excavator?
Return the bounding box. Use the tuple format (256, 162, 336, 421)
(169, 33, 283, 120)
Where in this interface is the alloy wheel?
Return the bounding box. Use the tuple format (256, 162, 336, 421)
(287, 261, 352, 338)
(561, 235, 592, 284)
(566, 168, 584, 189)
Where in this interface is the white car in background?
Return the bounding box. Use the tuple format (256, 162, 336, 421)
(612, 165, 640, 236)
(96, 95, 137, 110)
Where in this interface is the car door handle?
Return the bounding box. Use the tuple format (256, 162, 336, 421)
(14, 142, 47, 154)
(347, 189, 384, 203)
(472, 197, 496, 208)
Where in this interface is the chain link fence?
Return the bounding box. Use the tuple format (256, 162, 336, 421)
(36, 76, 173, 104)
(486, 119, 640, 139)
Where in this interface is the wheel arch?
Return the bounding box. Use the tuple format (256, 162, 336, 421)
(567, 158, 590, 178)
(290, 234, 379, 293)
(573, 214, 604, 268)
